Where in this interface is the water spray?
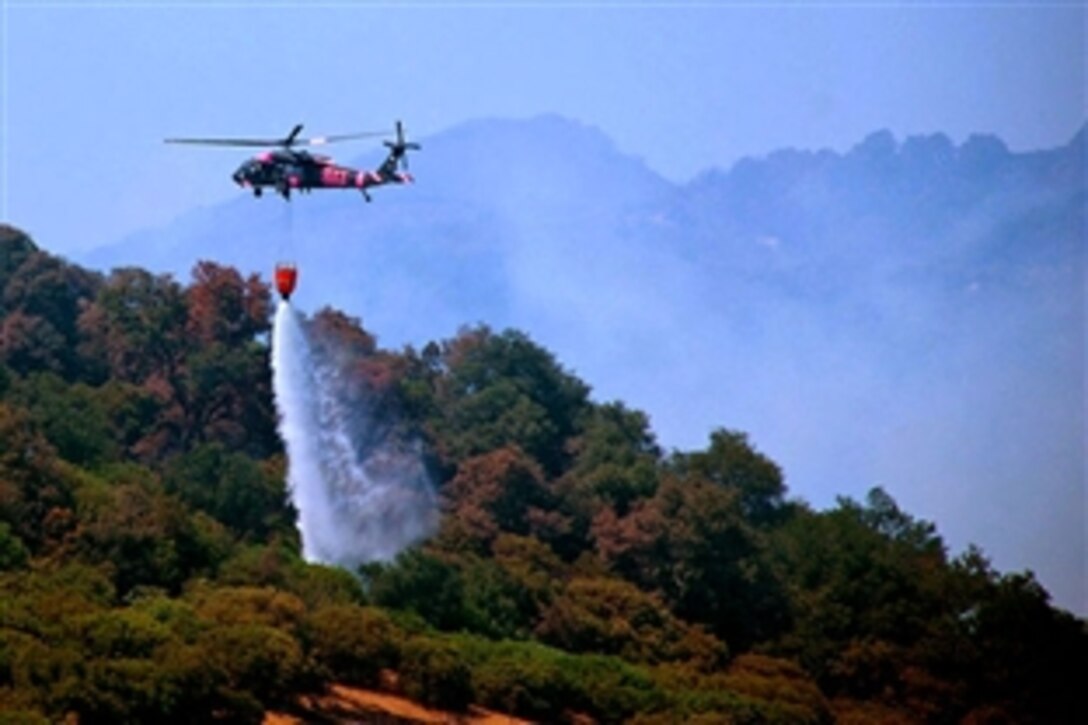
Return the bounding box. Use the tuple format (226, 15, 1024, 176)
(271, 300, 437, 570)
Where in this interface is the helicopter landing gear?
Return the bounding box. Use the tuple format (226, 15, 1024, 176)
(253, 187, 262, 198)
(361, 189, 372, 202)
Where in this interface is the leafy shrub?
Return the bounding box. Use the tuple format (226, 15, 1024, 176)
(398, 636, 473, 711)
(456, 635, 667, 723)
(0, 523, 29, 571)
(306, 604, 402, 686)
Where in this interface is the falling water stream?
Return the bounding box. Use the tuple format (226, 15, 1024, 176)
(271, 300, 437, 570)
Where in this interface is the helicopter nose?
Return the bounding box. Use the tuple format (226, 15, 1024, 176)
(233, 162, 255, 186)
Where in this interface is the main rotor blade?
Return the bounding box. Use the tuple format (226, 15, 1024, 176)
(164, 137, 284, 147)
(284, 124, 304, 146)
(307, 130, 391, 146)
(167, 126, 393, 148)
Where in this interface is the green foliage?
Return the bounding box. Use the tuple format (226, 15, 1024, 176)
(7, 373, 117, 466)
(535, 576, 727, 668)
(0, 523, 29, 571)
(455, 635, 668, 722)
(836, 487, 946, 556)
(126, 592, 202, 643)
(164, 443, 293, 540)
(771, 491, 951, 677)
(430, 327, 590, 476)
(217, 544, 371, 613)
(66, 657, 177, 724)
(306, 604, 400, 686)
(216, 541, 301, 589)
(365, 549, 468, 631)
(0, 403, 75, 553)
(398, 636, 474, 711)
(197, 623, 307, 706)
(189, 585, 306, 635)
(722, 654, 832, 723)
(548, 403, 662, 561)
(0, 240, 99, 379)
(770, 490, 1088, 723)
(87, 381, 164, 459)
(0, 234, 1082, 723)
(184, 261, 270, 347)
(457, 555, 537, 639)
(181, 340, 278, 457)
(963, 570, 1088, 723)
(670, 428, 786, 526)
(73, 483, 231, 595)
(69, 264, 277, 461)
(563, 654, 670, 721)
(367, 547, 541, 640)
(0, 710, 49, 725)
(443, 446, 553, 545)
(0, 226, 39, 294)
(78, 267, 188, 387)
(593, 477, 791, 650)
(75, 609, 173, 659)
(491, 533, 566, 600)
(285, 561, 365, 608)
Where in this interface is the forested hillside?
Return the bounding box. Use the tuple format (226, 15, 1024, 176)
(86, 119, 1087, 616)
(1, 224, 1084, 723)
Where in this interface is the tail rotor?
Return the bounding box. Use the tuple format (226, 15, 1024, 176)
(384, 120, 421, 171)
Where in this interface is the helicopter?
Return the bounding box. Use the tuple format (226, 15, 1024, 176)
(165, 120, 420, 201)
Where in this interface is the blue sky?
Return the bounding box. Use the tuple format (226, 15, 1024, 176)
(2, 1, 1084, 250)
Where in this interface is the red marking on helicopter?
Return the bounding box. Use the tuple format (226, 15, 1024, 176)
(321, 167, 351, 186)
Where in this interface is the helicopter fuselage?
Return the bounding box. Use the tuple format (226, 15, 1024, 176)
(231, 150, 412, 200)
(167, 121, 418, 201)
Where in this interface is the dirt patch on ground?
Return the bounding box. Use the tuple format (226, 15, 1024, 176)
(265, 683, 532, 724)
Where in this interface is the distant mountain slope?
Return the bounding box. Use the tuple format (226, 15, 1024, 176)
(82, 116, 1086, 614)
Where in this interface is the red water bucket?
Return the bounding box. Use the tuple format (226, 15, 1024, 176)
(274, 263, 298, 301)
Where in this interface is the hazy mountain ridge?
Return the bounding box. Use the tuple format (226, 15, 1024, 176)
(82, 116, 1086, 613)
(85, 116, 1084, 361)
(87, 115, 1083, 314)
